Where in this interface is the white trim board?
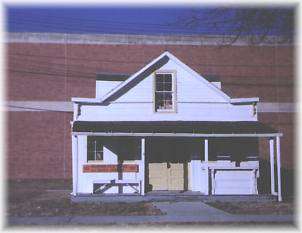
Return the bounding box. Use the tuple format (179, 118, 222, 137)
(4, 101, 295, 113)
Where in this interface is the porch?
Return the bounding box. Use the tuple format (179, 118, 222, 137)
(71, 121, 283, 201)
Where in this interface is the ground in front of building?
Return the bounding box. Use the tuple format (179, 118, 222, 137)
(7, 179, 162, 217)
(205, 200, 294, 215)
(6, 179, 294, 219)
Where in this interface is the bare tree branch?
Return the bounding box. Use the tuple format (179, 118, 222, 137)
(178, 7, 295, 45)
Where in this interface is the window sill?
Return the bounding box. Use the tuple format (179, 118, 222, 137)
(155, 109, 176, 113)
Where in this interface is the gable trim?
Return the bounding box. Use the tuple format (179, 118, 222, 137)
(100, 53, 169, 103)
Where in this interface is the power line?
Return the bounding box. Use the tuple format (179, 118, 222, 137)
(8, 53, 293, 68)
(8, 68, 294, 86)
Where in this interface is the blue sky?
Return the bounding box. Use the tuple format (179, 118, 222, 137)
(6, 6, 294, 36)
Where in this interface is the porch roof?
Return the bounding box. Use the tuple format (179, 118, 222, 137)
(72, 121, 281, 137)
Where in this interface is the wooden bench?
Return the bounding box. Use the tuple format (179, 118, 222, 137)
(93, 179, 142, 194)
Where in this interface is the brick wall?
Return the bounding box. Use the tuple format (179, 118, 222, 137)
(6, 42, 295, 179)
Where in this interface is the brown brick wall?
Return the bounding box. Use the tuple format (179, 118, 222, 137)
(7, 111, 73, 179)
(7, 43, 294, 102)
(6, 42, 295, 179)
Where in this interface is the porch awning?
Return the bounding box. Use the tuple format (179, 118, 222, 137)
(72, 121, 280, 137)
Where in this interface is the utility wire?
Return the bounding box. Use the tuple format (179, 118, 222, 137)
(7, 68, 294, 86)
(8, 53, 292, 68)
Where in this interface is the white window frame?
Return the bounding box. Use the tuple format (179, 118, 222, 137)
(154, 70, 177, 113)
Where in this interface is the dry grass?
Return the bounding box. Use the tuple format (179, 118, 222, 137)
(7, 179, 163, 217)
(206, 201, 294, 215)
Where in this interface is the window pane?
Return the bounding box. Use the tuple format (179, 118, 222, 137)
(164, 92, 173, 109)
(163, 74, 172, 82)
(165, 82, 172, 91)
(156, 81, 164, 91)
(155, 91, 173, 111)
(156, 74, 165, 82)
(155, 92, 164, 110)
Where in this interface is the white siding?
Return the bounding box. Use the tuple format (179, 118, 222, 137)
(79, 102, 256, 121)
(77, 59, 255, 121)
(96, 80, 122, 99)
(115, 59, 228, 103)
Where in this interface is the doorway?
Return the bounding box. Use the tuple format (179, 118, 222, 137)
(146, 138, 189, 191)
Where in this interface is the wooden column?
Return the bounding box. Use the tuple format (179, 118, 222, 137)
(204, 138, 209, 195)
(140, 138, 145, 195)
(71, 134, 78, 196)
(276, 136, 282, 202)
(269, 138, 277, 195)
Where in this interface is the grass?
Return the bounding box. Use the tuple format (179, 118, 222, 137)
(7, 179, 163, 217)
(206, 201, 294, 215)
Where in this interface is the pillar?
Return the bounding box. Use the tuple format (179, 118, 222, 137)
(71, 134, 78, 196)
(204, 138, 209, 195)
(276, 136, 282, 202)
(140, 138, 145, 195)
(269, 138, 277, 195)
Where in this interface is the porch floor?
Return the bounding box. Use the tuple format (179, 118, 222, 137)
(71, 191, 278, 203)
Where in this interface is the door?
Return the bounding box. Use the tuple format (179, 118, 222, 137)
(148, 162, 184, 191)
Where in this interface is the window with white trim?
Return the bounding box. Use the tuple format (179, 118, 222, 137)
(87, 137, 103, 162)
(154, 72, 175, 112)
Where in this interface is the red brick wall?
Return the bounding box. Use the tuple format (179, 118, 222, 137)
(6, 42, 295, 179)
(7, 43, 294, 102)
(7, 111, 73, 179)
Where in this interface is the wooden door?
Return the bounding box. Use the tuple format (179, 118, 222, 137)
(149, 162, 184, 191)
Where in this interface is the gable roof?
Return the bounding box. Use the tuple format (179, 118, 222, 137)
(100, 51, 231, 103)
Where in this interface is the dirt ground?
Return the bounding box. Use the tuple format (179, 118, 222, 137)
(206, 201, 294, 215)
(6, 179, 163, 217)
(7, 179, 294, 217)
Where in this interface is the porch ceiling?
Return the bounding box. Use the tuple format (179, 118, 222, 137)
(72, 121, 279, 137)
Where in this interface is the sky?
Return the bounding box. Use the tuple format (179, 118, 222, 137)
(5, 6, 294, 36)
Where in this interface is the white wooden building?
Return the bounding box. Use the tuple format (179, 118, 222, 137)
(71, 51, 283, 201)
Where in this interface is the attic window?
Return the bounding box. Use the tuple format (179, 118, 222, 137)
(154, 72, 176, 112)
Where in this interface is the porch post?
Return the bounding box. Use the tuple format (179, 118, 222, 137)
(204, 138, 209, 195)
(276, 136, 282, 202)
(269, 138, 277, 195)
(140, 138, 145, 195)
(71, 134, 78, 196)
(204, 139, 209, 162)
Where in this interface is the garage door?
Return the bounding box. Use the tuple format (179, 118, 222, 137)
(149, 162, 184, 191)
(213, 170, 257, 195)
